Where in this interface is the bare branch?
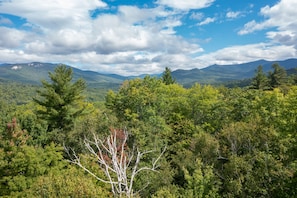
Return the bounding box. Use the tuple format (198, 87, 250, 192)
(64, 146, 115, 184)
(65, 129, 166, 198)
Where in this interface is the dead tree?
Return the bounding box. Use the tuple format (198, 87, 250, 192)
(65, 129, 166, 197)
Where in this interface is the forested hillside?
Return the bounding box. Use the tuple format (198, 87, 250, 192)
(1, 58, 297, 87)
(0, 64, 297, 197)
(0, 62, 123, 89)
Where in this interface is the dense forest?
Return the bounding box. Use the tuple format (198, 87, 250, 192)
(0, 64, 297, 197)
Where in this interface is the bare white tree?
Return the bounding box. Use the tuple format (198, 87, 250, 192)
(65, 129, 166, 197)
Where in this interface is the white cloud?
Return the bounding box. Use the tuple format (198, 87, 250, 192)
(0, 0, 107, 31)
(156, 0, 215, 10)
(190, 12, 204, 20)
(1, 4, 198, 48)
(238, 0, 297, 57)
(0, 16, 13, 25)
(91, 11, 197, 54)
(195, 43, 297, 67)
(226, 11, 240, 19)
(0, 49, 45, 63)
(0, 0, 205, 75)
(238, 20, 266, 35)
(266, 31, 296, 45)
(118, 6, 160, 24)
(51, 29, 93, 52)
(0, 27, 26, 48)
(0, 0, 296, 76)
(197, 17, 215, 26)
(239, 0, 297, 35)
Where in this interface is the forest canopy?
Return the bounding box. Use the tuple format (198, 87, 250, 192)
(0, 64, 297, 197)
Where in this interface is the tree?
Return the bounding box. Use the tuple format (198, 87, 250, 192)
(268, 63, 287, 89)
(105, 77, 162, 122)
(0, 118, 66, 196)
(187, 84, 220, 131)
(182, 159, 220, 198)
(250, 65, 269, 90)
(162, 67, 176, 85)
(23, 166, 111, 198)
(65, 128, 166, 198)
(218, 120, 294, 197)
(33, 65, 86, 134)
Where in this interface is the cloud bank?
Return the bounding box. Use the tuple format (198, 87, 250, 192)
(0, 0, 296, 75)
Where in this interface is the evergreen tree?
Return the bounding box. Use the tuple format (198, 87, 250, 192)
(34, 65, 86, 134)
(268, 63, 287, 88)
(250, 65, 269, 90)
(162, 67, 176, 85)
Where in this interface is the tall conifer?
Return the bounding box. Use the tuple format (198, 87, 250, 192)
(34, 65, 86, 133)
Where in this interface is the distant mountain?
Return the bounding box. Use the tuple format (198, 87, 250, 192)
(1, 59, 297, 88)
(172, 58, 297, 86)
(0, 62, 125, 89)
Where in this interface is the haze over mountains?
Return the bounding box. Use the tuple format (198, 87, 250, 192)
(1, 58, 297, 87)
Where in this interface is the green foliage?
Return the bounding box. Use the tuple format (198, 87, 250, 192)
(106, 76, 162, 121)
(1, 64, 297, 197)
(105, 76, 172, 149)
(33, 65, 86, 139)
(22, 166, 111, 198)
(280, 86, 297, 135)
(182, 159, 220, 198)
(218, 120, 294, 197)
(249, 63, 290, 92)
(0, 82, 39, 105)
(0, 117, 111, 197)
(12, 103, 48, 146)
(152, 185, 180, 198)
(0, 126, 65, 196)
(250, 65, 269, 90)
(0, 101, 16, 135)
(137, 159, 175, 197)
(162, 67, 176, 85)
(187, 84, 220, 132)
(269, 63, 288, 89)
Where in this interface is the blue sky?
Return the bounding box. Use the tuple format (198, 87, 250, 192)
(0, 0, 296, 75)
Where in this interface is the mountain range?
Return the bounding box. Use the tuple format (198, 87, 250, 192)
(0, 62, 124, 89)
(172, 59, 297, 86)
(1, 59, 297, 88)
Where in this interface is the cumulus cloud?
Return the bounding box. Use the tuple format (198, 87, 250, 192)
(0, 0, 108, 54)
(0, 0, 107, 30)
(0, 0, 205, 75)
(238, 0, 297, 58)
(0, 0, 296, 75)
(0, 27, 26, 48)
(156, 0, 215, 10)
(239, 0, 297, 35)
(195, 43, 297, 67)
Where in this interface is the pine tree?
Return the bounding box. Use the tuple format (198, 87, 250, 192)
(162, 67, 176, 85)
(268, 63, 287, 88)
(34, 65, 86, 134)
(250, 65, 269, 90)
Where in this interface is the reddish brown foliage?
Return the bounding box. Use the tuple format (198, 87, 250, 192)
(100, 128, 129, 165)
(6, 117, 29, 146)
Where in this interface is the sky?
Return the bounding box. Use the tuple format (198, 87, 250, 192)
(0, 0, 297, 76)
